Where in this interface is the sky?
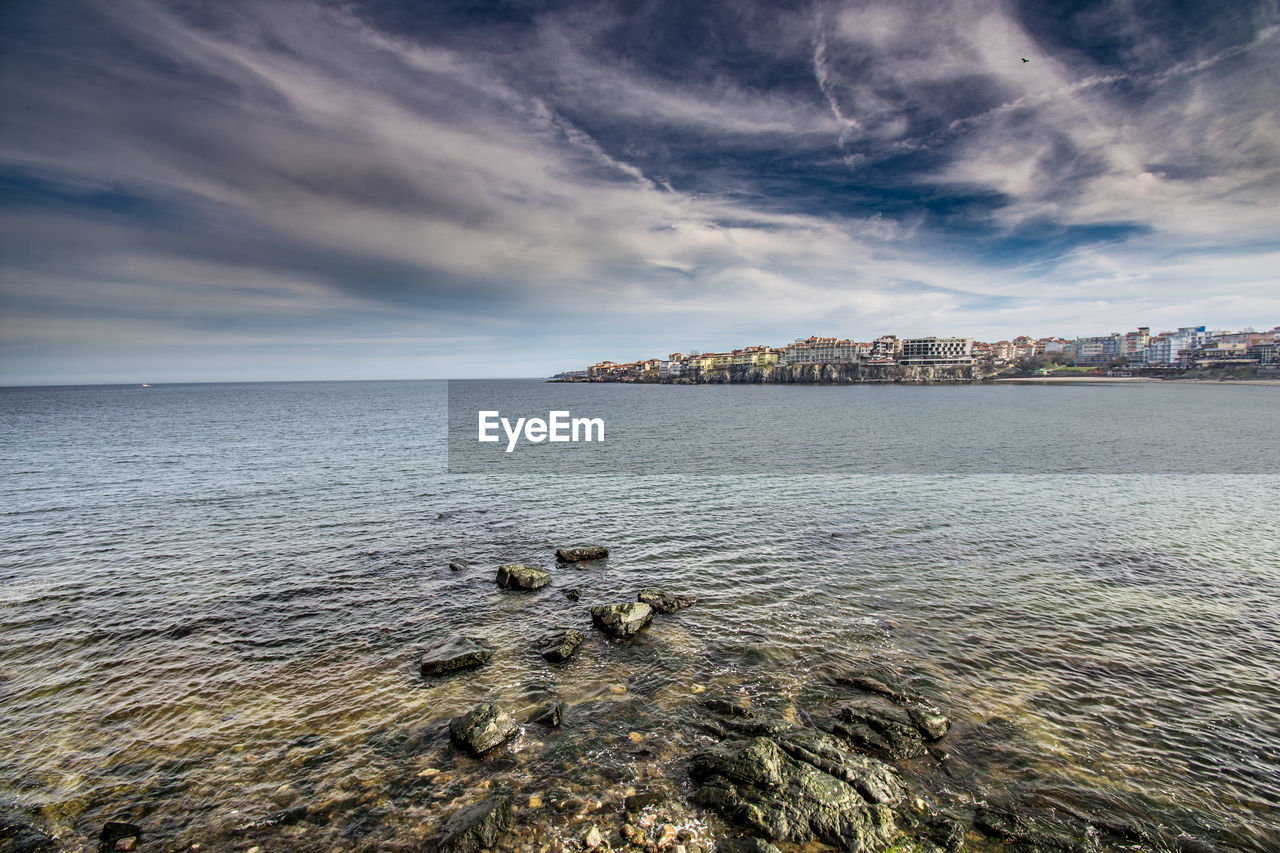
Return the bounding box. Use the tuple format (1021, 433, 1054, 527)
(1, 0, 1278, 383)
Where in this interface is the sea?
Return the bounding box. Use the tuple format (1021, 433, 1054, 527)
(1, 379, 1278, 852)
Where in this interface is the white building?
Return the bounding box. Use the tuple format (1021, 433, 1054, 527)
(1145, 326, 1207, 365)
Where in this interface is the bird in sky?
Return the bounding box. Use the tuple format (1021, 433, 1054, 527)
(1021, 57, 1030, 63)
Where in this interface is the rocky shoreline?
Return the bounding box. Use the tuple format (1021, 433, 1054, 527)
(2, 543, 1204, 853)
(405, 546, 1172, 853)
(555, 364, 996, 385)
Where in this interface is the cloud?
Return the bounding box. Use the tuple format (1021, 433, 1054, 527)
(0, 0, 1277, 382)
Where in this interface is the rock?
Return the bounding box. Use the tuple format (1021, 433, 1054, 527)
(557, 546, 609, 562)
(528, 701, 565, 728)
(835, 673, 912, 704)
(689, 735, 900, 850)
(420, 636, 492, 677)
(715, 840, 784, 853)
(773, 730, 906, 806)
(449, 703, 519, 755)
(584, 825, 604, 848)
(908, 705, 950, 740)
(590, 602, 654, 638)
(625, 792, 665, 813)
(703, 695, 754, 718)
(0, 814, 57, 852)
(923, 816, 966, 852)
(448, 561, 468, 572)
(637, 588, 697, 613)
(496, 564, 550, 590)
(563, 587, 582, 601)
(657, 823, 678, 849)
(826, 698, 928, 760)
(973, 806, 1100, 852)
(434, 797, 512, 853)
(538, 628, 585, 663)
(98, 822, 141, 853)
(267, 804, 310, 826)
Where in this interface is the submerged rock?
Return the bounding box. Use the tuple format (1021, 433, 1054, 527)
(495, 564, 550, 590)
(835, 673, 913, 704)
(563, 587, 582, 601)
(420, 636, 492, 677)
(449, 703, 519, 755)
(0, 813, 57, 853)
(834, 672, 952, 744)
(703, 694, 754, 718)
(556, 546, 609, 562)
(448, 561, 468, 572)
(98, 821, 141, 853)
(715, 839, 783, 853)
(826, 698, 929, 760)
(624, 792, 665, 813)
(974, 805, 1101, 852)
(434, 797, 512, 853)
(637, 588, 697, 613)
(590, 602, 654, 638)
(689, 735, 900, 850)
(538, 628, 585, 663)
(528, 701, 565, 728)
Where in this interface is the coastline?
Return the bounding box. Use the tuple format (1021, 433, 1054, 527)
(993, 376, 1161, 383)
(996, 375, 1280, 385)
(558, 369, 1280, 386)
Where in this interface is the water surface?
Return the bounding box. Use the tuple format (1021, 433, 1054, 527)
(2, 380, 1277, 851)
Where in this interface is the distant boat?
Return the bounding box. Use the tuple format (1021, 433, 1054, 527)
(141, 384, 150, 387)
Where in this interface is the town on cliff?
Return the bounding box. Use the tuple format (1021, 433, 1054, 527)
(552, 325, 1280, 384)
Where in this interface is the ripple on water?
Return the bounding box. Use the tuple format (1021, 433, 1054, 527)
(3, 383, 1279, 850)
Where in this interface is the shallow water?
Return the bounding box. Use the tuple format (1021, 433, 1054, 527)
(2, 380, 1278, 851)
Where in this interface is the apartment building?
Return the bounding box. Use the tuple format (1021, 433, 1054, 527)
(899, 337, 974, 365)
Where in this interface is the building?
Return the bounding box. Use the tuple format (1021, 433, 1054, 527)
(1253, 342, 1278, 366)
(730, 345, 782, 367)
(781, 336, 865, 364)
(1122, 327, 1150, 363)
(899, 337, 974, 365)
(869, 335, 899, 363)
(1144, 326, 1208, 366)
(988, 341, 1014, 362)
(1072, 333, 1122, 366)
(587, 361, 619, 378)
(688, 352, 733, 372)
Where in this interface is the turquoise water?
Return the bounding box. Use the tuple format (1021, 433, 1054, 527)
(2, 380, 1278, 851)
